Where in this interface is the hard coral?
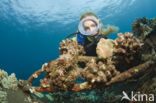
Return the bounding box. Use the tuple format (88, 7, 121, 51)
(0, 69, 18, 90)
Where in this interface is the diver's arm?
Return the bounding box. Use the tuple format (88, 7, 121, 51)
(84, 41, 96, 50)
(83, 35, 106, 55)
(83, 38, 97, 53)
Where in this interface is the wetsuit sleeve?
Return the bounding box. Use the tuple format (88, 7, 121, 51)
(76, 33, 86, 44)
(84, 39, 96, 51)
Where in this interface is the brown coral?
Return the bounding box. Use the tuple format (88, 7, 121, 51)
(26, 30, 156, 93)
(81, 58, 120, 88)
(28, 39, 85, 92)
(112, 32, 143, 71)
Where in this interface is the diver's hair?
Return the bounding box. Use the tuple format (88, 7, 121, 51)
(80, 12, 98, 20)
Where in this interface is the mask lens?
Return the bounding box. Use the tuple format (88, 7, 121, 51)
(78, 17, 100, 35)
(83, 19, 97, 33)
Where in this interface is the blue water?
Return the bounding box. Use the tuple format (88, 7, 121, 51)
(0, 0, 156, 80)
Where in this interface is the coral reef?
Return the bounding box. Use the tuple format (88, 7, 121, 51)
(0, 69, 18, 90)
(80, 32, 144, 89)
(112, 32, 143, 71)
(0, 69, 42, 103)
(131, 17, 156, 102)
(27, 30, 156, 94)
(1, 17, 156, 103)
(81, 58, 119, 88)
(97, 32, 143, 72)
(27, 39, 85, 92)
(132, 17, 156, 49)
(21, 17, 156, 102)
(0, 90, 7, 103)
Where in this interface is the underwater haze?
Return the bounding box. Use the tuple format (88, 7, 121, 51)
(0, 0, 156, 79)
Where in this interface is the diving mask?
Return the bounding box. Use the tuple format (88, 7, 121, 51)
(78, 17, 100, 36)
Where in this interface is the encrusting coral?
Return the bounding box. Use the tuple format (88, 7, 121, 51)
(49, 40, 85, 91)
(26, 30, 156, 93)
(27, 39, 86, 92)
(96, 38, 114, 59)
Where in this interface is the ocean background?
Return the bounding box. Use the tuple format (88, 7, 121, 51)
(0, 0, 156, 80)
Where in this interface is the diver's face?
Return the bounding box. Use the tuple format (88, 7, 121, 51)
(83, 19, 98, 36)
(83, 20, 96, 32)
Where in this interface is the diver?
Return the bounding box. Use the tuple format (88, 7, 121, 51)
(66, 12, 119, 56)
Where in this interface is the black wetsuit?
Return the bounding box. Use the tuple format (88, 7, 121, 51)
(83, 34, 106, 56)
